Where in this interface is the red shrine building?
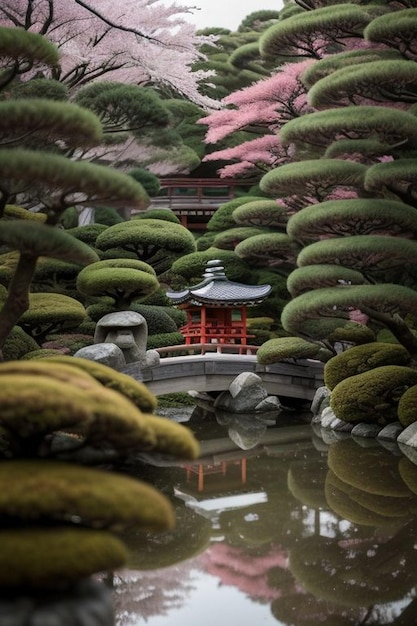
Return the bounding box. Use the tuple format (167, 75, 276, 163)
(166, 260, 271, 352)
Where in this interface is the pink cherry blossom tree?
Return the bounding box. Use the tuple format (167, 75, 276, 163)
(198, 60, 315, 178)
(0, 0, 219, 108)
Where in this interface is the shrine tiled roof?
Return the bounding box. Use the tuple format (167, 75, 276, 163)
(166, 260, 272, 306)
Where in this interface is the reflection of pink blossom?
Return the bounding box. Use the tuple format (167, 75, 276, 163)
(348, 309, 369, 325)
(201, 543, 289, 601)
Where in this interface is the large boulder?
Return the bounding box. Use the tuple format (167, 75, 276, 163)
(214, 371, 282, 414)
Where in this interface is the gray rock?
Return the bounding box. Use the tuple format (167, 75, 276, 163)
(74, 343, 126, 369)
(254, 396, 282, 412)
(397, 421, 417, 447)
(310, 385, 331, 417)
(398, 441, 417, 464)
(377, 422, 403, 442)
(320, 407, 339, 428)
(214, 372, 268, 413)
(351, 423, 383, 439)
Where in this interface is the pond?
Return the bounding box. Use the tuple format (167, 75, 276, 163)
(111, 408, 417, 626)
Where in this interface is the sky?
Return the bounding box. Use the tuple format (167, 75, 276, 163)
(183, 0, 284, 32)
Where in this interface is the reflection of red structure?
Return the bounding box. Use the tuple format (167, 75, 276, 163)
(202, 543, 289, 601)
(166, 260, 271, 353)
(184, 458, 247, 492)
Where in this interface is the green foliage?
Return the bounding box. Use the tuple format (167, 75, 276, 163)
(330, 365, 417, 424)
(287, 199, 417, 243)
(281, 284, 417, 340)
(0, 459, 175, 530)
(0, 221, 99, 265)
(0, 98, 104, 150)
(66, 223, 109, 245)
(257, 336, 326, 364)
(132, 208, 180, 223)
(398, 385, 417, 427)
(146, 331, 185, 350)
(207, 196, 267, 231)
(326, 322, 376, 346)
(287, 265, 367, 297)
(2, 326, 40, 361)
(95, 218, 196, 275)
(171, 248, 254, 284)
(74, 83, 170, 132)
(0, 527, 128, 589)
(18, 293, 87, 341)
(77, 260, 159, 307)
(131, 304, 178, 334)
(324, 342, 411, 390)
(2, 77, 69, 101)
(260, 159, 367, 198)
(129, 168, 161, 197)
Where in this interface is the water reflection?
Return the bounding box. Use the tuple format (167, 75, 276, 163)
(114, 415, 417, 626)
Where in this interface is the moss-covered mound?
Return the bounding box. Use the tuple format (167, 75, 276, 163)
(330, 365, 417, 425)
(0, 526, 128, 591)
(324, 343, 411, 390)
(0, 460, 175, 531)
(0, 527, 128, 590)
(257, 336, 324, 365)
(327, 439, 413, 497)
(0, 373, 156, 454)
(39, 355, 157, 412)
(141, 414, 200, 459)
(2, 325, 40, 360)
(397, 384, 417, 427)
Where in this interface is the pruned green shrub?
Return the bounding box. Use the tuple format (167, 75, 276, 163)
(330, 365, 417, 425)
(324, 342, 411, 390)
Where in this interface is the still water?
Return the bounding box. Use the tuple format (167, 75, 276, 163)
(113, 411, 417, 626)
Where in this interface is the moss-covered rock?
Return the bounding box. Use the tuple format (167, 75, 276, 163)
(324, 342, 411, 390)
(39, 355, 157, 412)
(0, 460, 175, 531)
(141, 414, 200, 460)
(397, 384, 417, 427)
(0, 527, 128, 590)
(330, 365, 417, 425)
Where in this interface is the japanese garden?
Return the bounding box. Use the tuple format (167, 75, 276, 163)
(1, 0, 417, 624)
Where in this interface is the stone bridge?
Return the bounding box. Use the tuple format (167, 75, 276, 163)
(122, 353, 324, 400)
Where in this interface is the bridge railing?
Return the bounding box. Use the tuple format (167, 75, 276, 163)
(155, 343, 260, 357)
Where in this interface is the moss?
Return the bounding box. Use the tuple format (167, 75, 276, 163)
(397, 384, 417, 427)
(22, 348, 68, 359)
(39, 355, 157, 412)
(257, 336, 323, 365)
(324, 342, 411, 390)
(147, 331, 184, 350)
(2, 326, 40, 360)
(157, 392, 196, 407)
(0, 527, 128, 589)
(326, 322, 376, 345)
(0, 374, 96, 438)
(330, 365, 417, 425)
(142, 414, 200, 460)
(0, 360, 100, 391)
(327, 439, 413, 497)
(0, 367, 157, 454)
(0, 460, 175, 531)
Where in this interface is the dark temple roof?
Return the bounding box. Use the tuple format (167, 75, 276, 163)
(166, 260, 272, 306)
